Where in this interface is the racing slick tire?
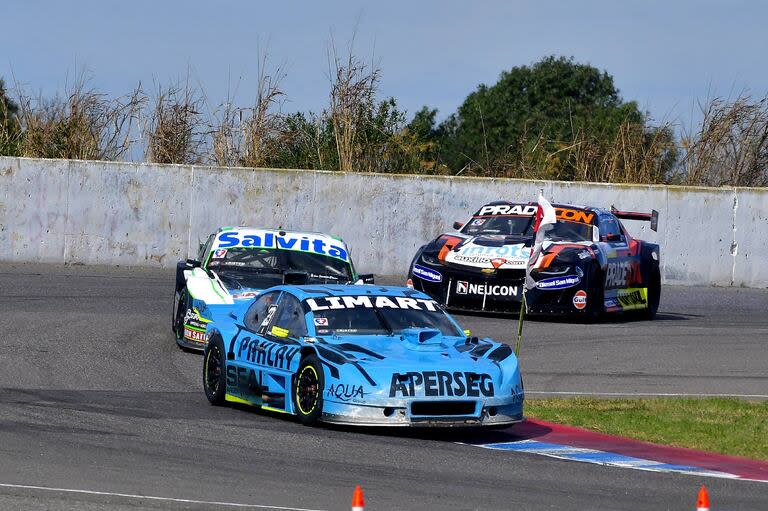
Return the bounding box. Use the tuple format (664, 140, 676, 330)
(293, 354, 324, 425)
(585, 264, 605, 322)
(203, 334, 226, 405)
(636, 267, 661, 320)
(172, 288, 189, 347)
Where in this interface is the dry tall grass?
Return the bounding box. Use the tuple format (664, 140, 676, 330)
(480, 118, 677, 184)
(13, 77, 143, 161)
(2, 69, 767, 188)
(678, 94, 768, 187)
(209, 52, 286, 168)
(145, 80, 204, 165)
(327, 37, 380, 172)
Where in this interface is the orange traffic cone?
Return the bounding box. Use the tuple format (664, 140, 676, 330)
(696, 485, 710, 511)
(351, 484, 365, 511)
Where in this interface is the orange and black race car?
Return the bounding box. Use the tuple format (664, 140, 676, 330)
(406, 201, 661, 319)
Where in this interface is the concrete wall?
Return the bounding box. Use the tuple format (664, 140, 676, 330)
(1, 156, 766, 287)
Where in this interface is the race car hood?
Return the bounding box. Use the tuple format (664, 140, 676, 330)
(427, 233, 533, 270)
(316, 333, 509, 368)
(314, 333, 520, 402)
(423, 233, 597, 271)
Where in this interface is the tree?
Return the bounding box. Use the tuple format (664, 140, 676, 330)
(435, 56, 646, 176)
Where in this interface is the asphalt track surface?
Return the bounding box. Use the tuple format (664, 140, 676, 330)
(0, 264, 766, 510)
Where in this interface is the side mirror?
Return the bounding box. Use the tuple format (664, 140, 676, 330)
(355, 273, 375, 285)
(185, 259, 202, 269)
(453, 221, 464, 230)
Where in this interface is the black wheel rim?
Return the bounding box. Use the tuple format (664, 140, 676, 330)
(296, 366, 320, 415)
(205, 344, 222, 394)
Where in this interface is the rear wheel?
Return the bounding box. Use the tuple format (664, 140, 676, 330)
(203, 335, 226, 405)
(293, 355, 324, 425)
(639, 267, 661, 320)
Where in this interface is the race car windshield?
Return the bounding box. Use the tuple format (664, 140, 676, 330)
(463, 216, 593, 241)
(308, 298, 461, 337)
(208, 248, 352, 283)
(543, 222, 593, 242)
(462, 216, 534, 236)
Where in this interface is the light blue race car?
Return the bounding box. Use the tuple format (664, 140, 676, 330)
(202, 285, 524, 427)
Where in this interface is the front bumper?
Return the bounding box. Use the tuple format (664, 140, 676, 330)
(320, 399, 524, 427)
(525, 286, 591, 315)
(410, 263, 525, 313)
(176, 331, 206, 351)
(411, 262, 591, 315)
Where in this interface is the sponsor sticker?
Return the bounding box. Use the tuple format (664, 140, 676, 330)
(490, 258, 507, 269)
(236, 339, 300, 370)
(615, 287, 648, 311)
(556, 208, 595, 224)
(306, 295, 439, 312)
(605, 260, 642, 289)
(183, 328, 207, 343)
(573, 290, 588, 310)
(412, 263, 443, 283)
(536, 275, 581, 290)
(270, 326, 289, 338)
(212, 249, 227, 259)
(313, 317, 329, 326)
(455, 280, 518, 297)
(444, 242, 530, 269)
(477, 204, 537, 216)
(215, 231, 349, 261)
(471, 218, 486, 226)
(389, 371, 494, 398)
(326, 383, 365, 402)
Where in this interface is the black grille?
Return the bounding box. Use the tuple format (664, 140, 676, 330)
(496, 268, 526, 280)
(410, 401, 476, 416)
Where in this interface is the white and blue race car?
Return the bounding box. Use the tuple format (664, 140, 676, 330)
(172, 227, 372, 351)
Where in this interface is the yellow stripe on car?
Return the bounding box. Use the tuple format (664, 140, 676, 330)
(225, 394, 252, 405)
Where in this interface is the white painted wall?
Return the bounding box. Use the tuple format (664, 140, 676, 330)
(1, 157, 765, 287)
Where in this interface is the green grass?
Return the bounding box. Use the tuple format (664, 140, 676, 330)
(525, 397, 768, 460)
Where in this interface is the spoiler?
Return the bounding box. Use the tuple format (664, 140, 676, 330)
(611, 206, 659, 232)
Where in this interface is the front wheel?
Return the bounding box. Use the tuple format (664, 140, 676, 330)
(585, 266, 605, 322)
(203, 335, 226, 405)
(173, 288, 189, 345)
(293, 355, 324, 425)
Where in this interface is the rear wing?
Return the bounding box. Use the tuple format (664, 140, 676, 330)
(611, 206, 659, 232)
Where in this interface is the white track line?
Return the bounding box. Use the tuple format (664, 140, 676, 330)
(0, 483, 327, 511)
(526, 391, 768, 398)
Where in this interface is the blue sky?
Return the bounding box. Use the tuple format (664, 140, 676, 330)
(2, 0, 766, 129)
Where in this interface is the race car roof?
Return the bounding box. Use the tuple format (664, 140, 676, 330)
(210, 228, 351, 262)
(269, 284, 433, 302)
(216, 227, 347, 245)
(472, 201, 602, 216)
